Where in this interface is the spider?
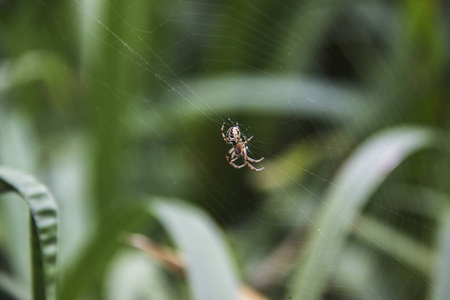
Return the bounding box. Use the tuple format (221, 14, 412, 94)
(221, 122, 264, 171)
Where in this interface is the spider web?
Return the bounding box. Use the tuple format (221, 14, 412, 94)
(75, 1, 436, 299)
(8, 0, 441, 299)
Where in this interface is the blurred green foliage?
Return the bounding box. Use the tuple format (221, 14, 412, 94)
(0, 0, 449, 300)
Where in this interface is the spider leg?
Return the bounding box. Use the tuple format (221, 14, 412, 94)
(227, 147, 235, 156)
(243, 136, 253, 144)
(241, 136, 264, 163)
(230, 155, 240, 163)
(228, 159, 246, 169)
(228, 148, 240, 163)
(244, 158, 264, 171)
(221, 122, 228, 143)
(242, 146, 264, 163)
(246, 155, 264, 163)
(230, 161, 246, 169)
(226, 148, 245, 169)
(240, 148, 264, 171)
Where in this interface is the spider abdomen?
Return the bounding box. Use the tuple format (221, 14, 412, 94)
(226, 127, 241, 145)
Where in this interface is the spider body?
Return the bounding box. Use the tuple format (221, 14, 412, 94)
(225, 126, 241, 146)
(221, 122, 264, 171)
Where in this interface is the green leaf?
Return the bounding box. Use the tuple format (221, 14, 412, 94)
(129, 75, 364, 139)
(60, 198, 240, 300)
(0, 167, 58, 300)
(431, 214, 450, 300)
(289, 127, 437, 300)
(150, 199, 239, 300)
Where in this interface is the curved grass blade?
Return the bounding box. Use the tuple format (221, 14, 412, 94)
(0, 167, 58, 300)
(150, 199, 239, 300)
(128, 75, 364, 139)
(289, 127, 437, 300)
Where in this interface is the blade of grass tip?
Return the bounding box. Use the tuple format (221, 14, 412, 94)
(288, 127, 437, 300)
(150, 199, 240, 300)
(431, 213, 450, 300)
(0, 167, 58, 300)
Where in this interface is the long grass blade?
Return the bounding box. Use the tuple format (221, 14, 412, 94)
(150, 199, 240, 300)
(289, 127, 437, 300)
